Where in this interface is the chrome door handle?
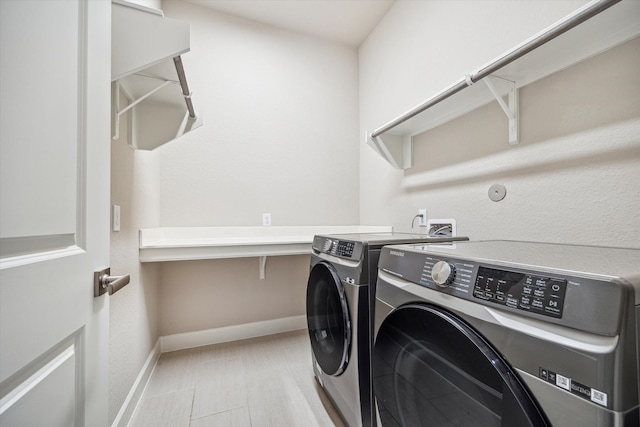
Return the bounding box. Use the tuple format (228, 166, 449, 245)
(94, 268, 130, 297)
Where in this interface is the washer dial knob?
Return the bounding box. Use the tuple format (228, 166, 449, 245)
(431, 261, 455, 287)
(322, 239, 333, 253)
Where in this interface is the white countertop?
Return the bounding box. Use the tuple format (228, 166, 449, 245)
(139, 225, 392, 262)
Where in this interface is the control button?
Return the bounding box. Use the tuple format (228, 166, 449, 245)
(540, 368, 549, 381)
(431, 261, 455, 287)
(322, 239, 332, 253)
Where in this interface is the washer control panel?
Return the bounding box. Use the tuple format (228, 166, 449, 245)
(473, 266, 567, 318)
(312, 236, 362, 261)
(418, 255, 567, 319)
(378, 242, 632, 336)
(381, 248, 577, 321)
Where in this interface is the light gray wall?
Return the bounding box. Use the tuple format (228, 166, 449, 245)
(359, 0, 640, 248)
(159, 1, 360, 227)
(109, 1, 163, 424)
(155, 1, 360, 336)
(158, 255, 310, 335)
(109, 90, 161, 423)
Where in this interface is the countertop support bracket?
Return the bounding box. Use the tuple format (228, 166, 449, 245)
(259, 256, 267, 280)
(483, 76, 519, 145)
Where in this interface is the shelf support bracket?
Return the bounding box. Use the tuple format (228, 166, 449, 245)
(112, 77, 176, 141)
(259, 256, 267, 280)
(483, 76, 519, 145)
(368, 133, 412, 170)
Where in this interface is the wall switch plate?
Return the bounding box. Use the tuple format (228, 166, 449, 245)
(262, 213, 271, 227)
(418, 209, 427, 226)
(113, 205, 121, 232)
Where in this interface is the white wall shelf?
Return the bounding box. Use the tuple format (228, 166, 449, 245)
(111, 0, 202, 151)
(367, 0, 640, 170)
(139, 226, 393, 274)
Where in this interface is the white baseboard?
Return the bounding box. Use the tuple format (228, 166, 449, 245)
(160, 315, 307, 353)
(111, 339, 161, 427)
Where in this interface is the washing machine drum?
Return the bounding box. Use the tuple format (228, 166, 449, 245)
(306, 261, 351, 376)
(373, 304, 550, 427)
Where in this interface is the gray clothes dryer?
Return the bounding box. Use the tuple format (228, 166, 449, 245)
(372, 240, 640, 427)
(306, 233, 468, 427)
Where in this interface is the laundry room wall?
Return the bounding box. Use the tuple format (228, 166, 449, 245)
(109, 89, 161, 423)
(359, 0, 640, 248)
(155, 1, 360, 337)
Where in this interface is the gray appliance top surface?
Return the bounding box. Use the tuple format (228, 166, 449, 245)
(396, 240, 640, 284)
(315, 232, 468, 247)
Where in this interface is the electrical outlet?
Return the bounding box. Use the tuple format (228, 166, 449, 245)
(418, 209, 427, 226)
(262, 213, 271, 227)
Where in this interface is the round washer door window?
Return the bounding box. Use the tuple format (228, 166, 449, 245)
(373, 304, 550, 427)
(306, 261, 351, 376)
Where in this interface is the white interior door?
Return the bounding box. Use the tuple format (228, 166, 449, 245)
(0, 1, 111, 425)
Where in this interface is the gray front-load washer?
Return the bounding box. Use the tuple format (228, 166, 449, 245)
(306, 233, 468, 427)
(373, 240, 639, 426)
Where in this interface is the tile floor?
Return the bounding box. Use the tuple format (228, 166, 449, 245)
(130, 329, 346, 427)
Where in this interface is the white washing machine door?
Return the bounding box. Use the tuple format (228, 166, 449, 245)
(373, 303, 550, 427)
(306, 261, 351, 376)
